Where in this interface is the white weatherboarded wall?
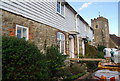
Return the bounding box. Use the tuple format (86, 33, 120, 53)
(0, 0, 68, 31)
(77, 17, 93, 41)
(77, 18, 86, 38)
(0, 0, 92, 38)
(65, 6, 76, 32)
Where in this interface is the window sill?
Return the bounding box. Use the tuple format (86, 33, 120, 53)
(56, 12, 65, 19)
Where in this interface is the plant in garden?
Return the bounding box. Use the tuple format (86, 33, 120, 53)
(97, 45, 106, 58)
(63, 63, 87, 81)
(85, 43, 99, 58)
(2, 36, 49, 80)
(45, 45, 67, 80)
(97, 45, 106, 52)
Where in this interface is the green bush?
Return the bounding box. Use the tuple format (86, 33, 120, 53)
(64, 72, 85, 81)
(2, 36, 49, 80)
(85, 43, 99, 58)
(97, 52, 104, 59)
(71, 63, 87, 75)
(97, 45, 106, 52)
(45, 45, 67, 80)
(78, 54, 84, 58)
(85, 61, 98, 72)
(62, 63, 87, 80)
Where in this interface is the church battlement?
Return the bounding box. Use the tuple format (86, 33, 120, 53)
(91, 16, 109, 47)
(91, 16, 108, 23)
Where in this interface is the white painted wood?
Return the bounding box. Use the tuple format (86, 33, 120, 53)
(77, 17, 93, 41)
(16, 24, 29, 40)
(82, 40, 85, 56)
(69, 36, 74, 58)
(1, 0, 67, 31)
(1, 0, 92, 36)
(65, 5, 76, 32)
(77, 18, 86, 38)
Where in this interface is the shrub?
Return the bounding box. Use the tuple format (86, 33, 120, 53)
(85, 43, 99, 58)
(85, 61, 98, 72)
(78, 54, 84, 58)
(97, 52, 104, 59)
(45, 45, 67, 80)
(71, 63, 87, 75)
(63, 63, 87, 80)
(97, 45, 106, 52)
(2, 36, 49, 80)
(64, 72, 85, 81)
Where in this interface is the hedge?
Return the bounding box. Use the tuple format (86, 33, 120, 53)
(2, 36, 49, 80)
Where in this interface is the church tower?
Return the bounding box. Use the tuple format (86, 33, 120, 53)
(91, 16, 110, 47)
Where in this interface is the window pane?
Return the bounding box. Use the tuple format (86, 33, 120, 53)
(61, 41, 64, 53)
(17, 27, 21, 38)
(23, 28, 27, 39)
(57, 32, 65, 54)
(57, 40, 61, 52)
(57, 2, 60, 13)
(61, 4, 64, 15)
(61, 34, 64, 40)
(16, 25, 28, 40)
(57, 32, 60, 39)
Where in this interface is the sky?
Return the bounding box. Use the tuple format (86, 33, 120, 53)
(66, 0, 119, 36)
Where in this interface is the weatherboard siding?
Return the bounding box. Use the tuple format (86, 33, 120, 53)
(65, 6, 76, 32)
(0, 0, 93, 40)
(77, 17, 93, 41)
(0, 0, 67, 31)
(77, 18, 86, 38)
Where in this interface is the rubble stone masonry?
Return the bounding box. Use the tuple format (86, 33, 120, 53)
(1, 10, 69, 54)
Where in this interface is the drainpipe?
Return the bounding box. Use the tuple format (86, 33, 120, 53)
(77, 35, 80, 58)
(75, 13, 80, 59)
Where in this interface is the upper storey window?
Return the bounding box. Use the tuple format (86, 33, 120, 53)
(57, 1, 65, 16)
(61, 3, 64, 16)
(57, 2, 60, 13)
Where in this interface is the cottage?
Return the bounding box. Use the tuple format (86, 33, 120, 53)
(0, 0, 94, 58)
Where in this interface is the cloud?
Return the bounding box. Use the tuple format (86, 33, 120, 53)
(78, 2, 92, 11)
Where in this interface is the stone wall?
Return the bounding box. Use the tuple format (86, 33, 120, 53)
(91, 16, 110, 47)
(1, 10, 69, 54)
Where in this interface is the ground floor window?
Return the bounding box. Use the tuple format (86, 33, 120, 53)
(16, 25, 28, 40)
(57, 32, 65, 54)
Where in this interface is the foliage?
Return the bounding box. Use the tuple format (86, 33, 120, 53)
(85, 61, 98, 72)
(78, 54, 84, 58)
(97, 52, 104, 59)
(85, 43, 105, 58)
(71, 63, 87, 75)
(45, 45, 67, 80)
(64, 72, 85, 81)
(85, 43, 99, 58)
(97, 45, 106, 52)
(2, 36, 49, 80)
(79, 61, 98, 72)
(63, 63, 87, 80)
(3, 36, 99, 80)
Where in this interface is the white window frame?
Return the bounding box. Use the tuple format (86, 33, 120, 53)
(56, 1, 65, 16)
(16, 25, 29, 40)
(57, 32, 66, 54)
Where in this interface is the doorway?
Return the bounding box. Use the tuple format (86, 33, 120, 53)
(69, 35, 74, 58)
